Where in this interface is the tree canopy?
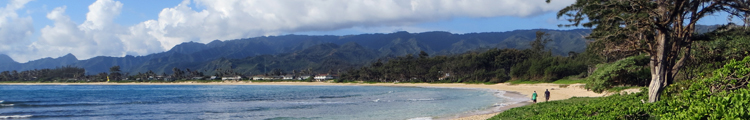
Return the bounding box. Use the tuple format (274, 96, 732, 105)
(557, 0, 750, 102)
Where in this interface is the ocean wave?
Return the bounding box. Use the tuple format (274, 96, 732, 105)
(408, 98, 435, 101)
(288, 101, 353, 105)
(0, 115, 32, 119)
(318, 94, 362, 99)
(0, 104, 14, 107)
(17, 102, 123, 107)
(407, 117, 432, 120)
(493, 101, 523, 107)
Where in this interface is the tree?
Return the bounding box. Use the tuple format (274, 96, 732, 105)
(109, 66, 121, 81)
(0, 71, 10, 81)
(419, 51, 429, 59)
(557, 0, 750, 102)
(172, 67, 183, 80)
(11, 70, 18, 80)
(530, 31, 552, 56)
(146, 70, 155, 80)
(97, 72, 108, 82)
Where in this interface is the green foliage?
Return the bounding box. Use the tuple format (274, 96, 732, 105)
(109, 66, 121, 81)
(490, 90, 651, 120)
(339, 48, 593, 83)
(510, 56, 589, 81)
(585, 55, 650, 93)
(0, 66, 86, 82)
(492, 56, 750, 119)
(340, 31, 597, 84)
(659, 56, 750, 119)
(681, 27, 750, 80)
(607, 86, 643, 93)
(509, 30, 597, 82)
(339, 48, 533, 83)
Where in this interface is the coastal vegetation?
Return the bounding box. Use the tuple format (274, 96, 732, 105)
(338, 31, 596, 84)
(554, 0, 749, 102)
(491, 55, 750, 120)
(0, 66, 85, 82)
(489, 0, 750, 119)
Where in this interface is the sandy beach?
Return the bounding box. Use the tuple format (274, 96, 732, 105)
(1, 81, 606, 120)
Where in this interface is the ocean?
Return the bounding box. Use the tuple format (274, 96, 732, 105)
(0, 85, 504, 120)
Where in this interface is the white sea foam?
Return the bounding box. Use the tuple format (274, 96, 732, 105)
(287, 101, 353, 105)
(0, 104, 13, 107)
(0, 115, 32, 119)
(407, 117, 432, 120)
(408, 98, 435, 101)
(0, 100, 3, 103)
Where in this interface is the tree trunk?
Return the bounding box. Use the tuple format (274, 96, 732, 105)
(648, 32, 670, 103)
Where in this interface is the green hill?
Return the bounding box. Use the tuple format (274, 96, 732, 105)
(0, 29, 592, 75)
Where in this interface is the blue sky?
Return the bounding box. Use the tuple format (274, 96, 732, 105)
(0, 0, 740, 62)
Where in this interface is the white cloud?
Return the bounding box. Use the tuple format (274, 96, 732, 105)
(80, 0, 122, 31)
(136, 0, 575, 50)
(0, 0, 34, 54)
(29, 0, 126, 62)
(6, 0, 576, 62)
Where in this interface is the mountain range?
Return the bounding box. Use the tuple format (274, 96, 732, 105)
(0, 29, 592, 75)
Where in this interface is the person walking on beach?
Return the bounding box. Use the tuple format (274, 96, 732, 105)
(531, 91, 537, 103)
(544, 89, 550, 102)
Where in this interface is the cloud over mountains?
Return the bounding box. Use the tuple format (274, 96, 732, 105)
(0, 0, 574, 62)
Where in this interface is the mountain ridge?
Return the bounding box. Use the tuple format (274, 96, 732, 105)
(0, 29, 594, 75)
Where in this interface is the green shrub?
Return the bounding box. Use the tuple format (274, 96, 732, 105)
(510, 57, 588, 82)
(585, 55, 650, 93)
(490, 89, 650, 120)
(659, 56, 750, 119)
(492, 56, 750, 119)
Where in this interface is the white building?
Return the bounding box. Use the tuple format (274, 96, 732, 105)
(298, 75, 312, 80)
(282, 75, 296, 80)
(222, 76, 242, 80)
(252, 75, 265, 80)
(314, 74, 338, 81)
(264, 76, 282, 80)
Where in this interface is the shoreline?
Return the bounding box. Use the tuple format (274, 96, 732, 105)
(434, 90, 531, 120)
(0, 81, 605, 120)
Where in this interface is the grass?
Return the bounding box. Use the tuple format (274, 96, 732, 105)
(489, 91, 651, 120)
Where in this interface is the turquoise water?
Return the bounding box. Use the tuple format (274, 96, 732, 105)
(0, 85, 502, 120)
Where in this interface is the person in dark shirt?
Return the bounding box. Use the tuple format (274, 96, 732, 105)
(544, 89, 550, 102)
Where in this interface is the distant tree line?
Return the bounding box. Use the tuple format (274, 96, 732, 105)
(339, 31, 599, 83)
(0, 66, 86, 82)
(0, 65, 212, 82)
